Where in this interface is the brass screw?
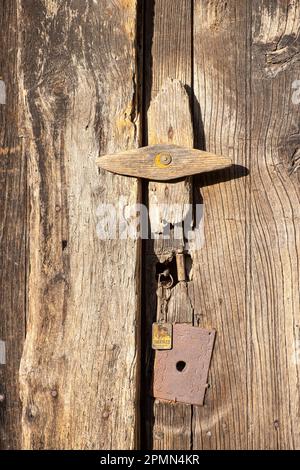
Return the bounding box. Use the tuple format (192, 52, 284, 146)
(158, 152, 172, 165)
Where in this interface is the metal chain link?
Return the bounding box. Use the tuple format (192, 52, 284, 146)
(156, 269, 174, 323)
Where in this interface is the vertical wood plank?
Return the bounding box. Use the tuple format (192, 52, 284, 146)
(146, 79, 194, 450)
(192, 0, 249, 449)
(193, 0, 300, 450)
(144, 0, 192, 105)
(143, 0, 193, 450)
(249, 0, 300, 450)
(19, 0, 141, 449)
(0, 0, 26, 449)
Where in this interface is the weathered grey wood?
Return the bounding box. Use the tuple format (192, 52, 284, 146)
(146, 0, 192, 100)
(147, 80, 194, 257)
(18, 0, 141, 449)
(248, 0, 300, 450)
(193, 0, 300, 450)
(97, 144, 231, 181)
(142, 0, 194, 451)
(192, 0, 249, 450)
(145, 80, 194, 450)
(0, 0, 26, 449)
(2, 0, 299, 451)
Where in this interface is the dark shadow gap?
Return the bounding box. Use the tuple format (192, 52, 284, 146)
(139, 0, 155, 451)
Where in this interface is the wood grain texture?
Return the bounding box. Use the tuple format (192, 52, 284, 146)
(0, 0, 26, 449)
(2, 0, 299, 451)
(97, 143, 231, 181)
(142, 0, 194, 451)
(144, 79, 194, 448)
(248, 0, 300, 450)
(146, 0, 192, 100)
(192, 0, 248, 450)
(18, 0, 141, 449)
(192, 0, 300, 450)
(147, 80, 194, 252)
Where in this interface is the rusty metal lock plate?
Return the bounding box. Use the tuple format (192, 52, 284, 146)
(153, 323, 216, 406)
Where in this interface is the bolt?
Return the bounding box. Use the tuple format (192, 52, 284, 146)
(0, 394, 5, 403)
(158, 152, 172, 165)
(51, 389, 58, 398)
(102, 411, 110, 419)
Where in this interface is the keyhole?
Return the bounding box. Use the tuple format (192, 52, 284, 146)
(176, 361, 186, 372)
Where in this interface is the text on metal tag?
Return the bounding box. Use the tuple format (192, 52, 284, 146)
(152, 322, 173, 350)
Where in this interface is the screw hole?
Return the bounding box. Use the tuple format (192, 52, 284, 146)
(176, 361, 186, 372)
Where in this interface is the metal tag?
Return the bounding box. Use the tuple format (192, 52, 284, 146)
(152, 322, 173, 350)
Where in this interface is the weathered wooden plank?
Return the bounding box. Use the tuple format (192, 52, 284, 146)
(142, 0, 193, 451)
(192, 0, 248, 450)
(193, 0, 300, 450)
(147, 81, 193, 258)
(143, 0, 193, 258)
(144, 79, 194, 449)
(144, 0, 192, 103)
(248, 0, 300, 450)
(19, 0, 141, 449)
(0, 0, 26, 450)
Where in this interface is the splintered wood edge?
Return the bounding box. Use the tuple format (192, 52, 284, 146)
(96, 144, 232, 181)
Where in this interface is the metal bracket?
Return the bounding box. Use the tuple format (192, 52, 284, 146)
(153, 323, 216, 406)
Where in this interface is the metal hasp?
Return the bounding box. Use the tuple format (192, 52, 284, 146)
(153, 324, 216, 406)
(96, 144, 232, 181)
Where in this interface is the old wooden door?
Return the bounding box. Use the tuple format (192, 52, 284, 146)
(0, 0, 299, 450)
